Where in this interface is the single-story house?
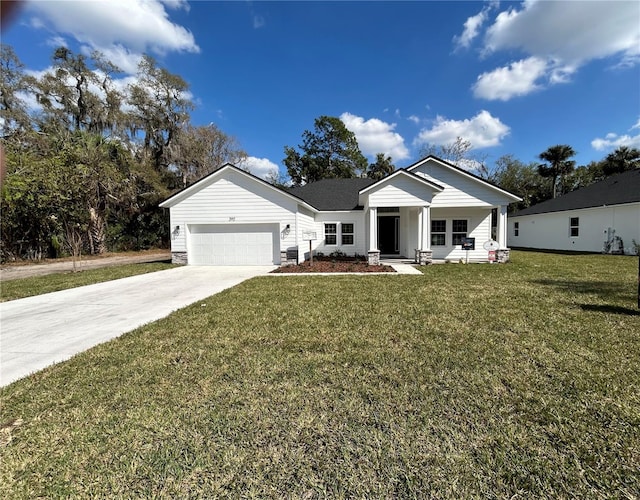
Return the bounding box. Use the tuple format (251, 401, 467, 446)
(509, 168, 640, 255)
(159, 155, 522, 266)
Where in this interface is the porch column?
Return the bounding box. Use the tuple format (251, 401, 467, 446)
(416, 205, 433, 265)
(368, 207, 380, 265)
(369, 207, 378, 251)
(496, 205, 511, 263)
(421, 205, 431, 250)
(497, 205, 508, 249)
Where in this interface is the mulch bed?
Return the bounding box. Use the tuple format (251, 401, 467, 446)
(271, 258, 394, 273)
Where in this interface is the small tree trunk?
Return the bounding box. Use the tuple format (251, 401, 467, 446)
(89, 207, 107, 254)
(64, 223, 83, 272)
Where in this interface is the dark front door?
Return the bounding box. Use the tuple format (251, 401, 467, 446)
(378, 216, 399, 254)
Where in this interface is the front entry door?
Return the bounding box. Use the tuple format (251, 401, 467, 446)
(378, 216, 399, 254)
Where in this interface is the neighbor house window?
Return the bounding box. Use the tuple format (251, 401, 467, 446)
(570, 217, 579, 237)
(325, 223, 337, 245)
(431, 220, 446, 246)
(514, 222, 519, 237)
(452, 220, 468, 246)
(341, 223, 354, 245)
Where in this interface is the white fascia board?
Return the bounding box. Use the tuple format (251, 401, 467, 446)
(359, 168, 444, 195)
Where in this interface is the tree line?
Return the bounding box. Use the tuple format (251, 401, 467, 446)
(2, 43, 638, 261)
(284, 118, 639, 213)
(1, 44, 246, 261)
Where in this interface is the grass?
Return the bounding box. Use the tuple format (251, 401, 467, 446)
(1, 251, 638, 498)
(0, 262, 176, 302)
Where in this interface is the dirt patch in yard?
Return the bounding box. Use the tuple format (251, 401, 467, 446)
(0, 249, 171, 281)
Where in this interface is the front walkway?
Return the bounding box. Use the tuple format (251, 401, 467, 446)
(380, 258, 423, 275)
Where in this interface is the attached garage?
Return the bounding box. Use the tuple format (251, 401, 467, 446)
(188, 223, 280, 265)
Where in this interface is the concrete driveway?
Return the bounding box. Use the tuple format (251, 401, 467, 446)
(0, 265, 275, 387)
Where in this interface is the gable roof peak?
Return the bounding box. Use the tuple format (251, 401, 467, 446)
(407, 155, 521, 201)
(358, 167, 444, 194)
(159, 162, 316, 210)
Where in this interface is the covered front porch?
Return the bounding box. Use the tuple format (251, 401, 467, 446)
(366, 205, 511, 265)
(357, 166, 516, 266)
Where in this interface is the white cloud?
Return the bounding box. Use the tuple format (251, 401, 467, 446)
(238, 156, 280, 180)
(26, 0, 199, 75)
(408, 115, 420, 125)
(414, 110, 510, 149)
(591, 121, 640, 151)
(472, 57, 548, 101)
(454, 7, 488, 49)
(46, 36, 68, 49)
(340, 112, 409, 161)
(484, 1, 640, 65)
(467, 0, 640, 100)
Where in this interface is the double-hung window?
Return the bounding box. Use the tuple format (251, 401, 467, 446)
(341, 223, 354, 245)
(431, 220, 446, 246)
(452, 220, 468, 246)
(514, 222, 519, 237)
(324, 223, 337, 245)
(569, 217, 579, 237)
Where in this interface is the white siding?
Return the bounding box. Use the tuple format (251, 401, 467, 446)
(367, 176, 435, 207)
(296, 207, 316, 262)
(310, 212, 367, 258)
(412, 160, 515, 207)
(510, 203, 640, 255)
(429, 208, 493, 261)
(168, 170, 298, 258)
(399, 207, 416, 258)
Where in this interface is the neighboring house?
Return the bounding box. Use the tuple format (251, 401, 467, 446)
(509, 169, 640, 255)
(159, 156, 522, 266)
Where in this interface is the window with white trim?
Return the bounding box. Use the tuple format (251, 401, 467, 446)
(325, 223, 337, 245)
(431, 220, 446, 246)
(569, 217, 579, 237)
(452, 219, 468, 246)
(341, 223, 354, 245)
(514, 222, 519, 237)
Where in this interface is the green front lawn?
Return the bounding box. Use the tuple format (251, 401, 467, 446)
(0, 262, 176, 302)
(1, 251, 638, 497)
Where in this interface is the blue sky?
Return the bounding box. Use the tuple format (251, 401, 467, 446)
(3, 0, 640, 179)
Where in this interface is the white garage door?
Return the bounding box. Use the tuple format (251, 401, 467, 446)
(188, 224, 278, 265)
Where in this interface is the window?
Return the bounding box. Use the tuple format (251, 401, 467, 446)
(325, 223, 337, 245)
(570, 217, 579, 237)
(431, 220, 446, 246)
(514, 222, 519, 237)
(341, 223, 354, 245)
(452, 219, 468, 246)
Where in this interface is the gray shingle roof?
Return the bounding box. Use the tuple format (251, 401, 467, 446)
(513, 169, 640, 216)
(287, 178, 376, 210)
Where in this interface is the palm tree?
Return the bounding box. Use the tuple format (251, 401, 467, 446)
(601, 146, 640, 175)
(538, 144, 576, 198)
(366, 153, 395, 180)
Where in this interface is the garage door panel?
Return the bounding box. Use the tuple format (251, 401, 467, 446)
(188, 224, 278, 265)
